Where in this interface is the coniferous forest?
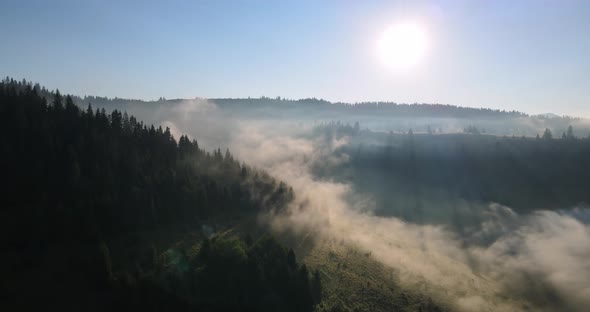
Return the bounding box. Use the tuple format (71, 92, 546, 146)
(0, 78, 322, 311)
(312, 122, 590, 215)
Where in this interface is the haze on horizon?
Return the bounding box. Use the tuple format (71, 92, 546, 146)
(1, 0, 589, 117)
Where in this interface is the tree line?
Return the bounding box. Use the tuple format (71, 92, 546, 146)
(4, 76, 534, 120)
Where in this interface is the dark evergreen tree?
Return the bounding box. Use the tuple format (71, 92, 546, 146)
(543, 128, 553, 139)
(567, 125, 574, 139)
(311, 270, 322, 305)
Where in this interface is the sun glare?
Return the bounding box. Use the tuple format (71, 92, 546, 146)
(378, 22, 427, 69)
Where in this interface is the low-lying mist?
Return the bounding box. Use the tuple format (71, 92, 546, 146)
(229, 120, 590, 312)
(98, 98, 590, 311)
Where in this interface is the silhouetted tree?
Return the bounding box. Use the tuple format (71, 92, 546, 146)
(311, 270, 322, 304)
(567, 125, 575, 139)
(543, 128, 553, 140)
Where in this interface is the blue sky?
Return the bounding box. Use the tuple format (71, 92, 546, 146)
(1, 0, 589, 116)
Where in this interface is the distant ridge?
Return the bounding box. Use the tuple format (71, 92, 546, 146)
(535, 113, 561, 119)
(2, 77, 582, 120)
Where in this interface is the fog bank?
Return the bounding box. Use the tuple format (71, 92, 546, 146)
(117, 99, 590, 311)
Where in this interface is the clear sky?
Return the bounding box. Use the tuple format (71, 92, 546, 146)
(1, 0, 589, 116)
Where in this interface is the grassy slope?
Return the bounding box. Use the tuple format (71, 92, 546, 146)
(295, 237, 450, 312)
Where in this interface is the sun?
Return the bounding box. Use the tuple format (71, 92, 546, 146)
(378, 22, 427, 69)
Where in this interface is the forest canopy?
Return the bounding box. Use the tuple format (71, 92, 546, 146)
(0, 78, 316, 311)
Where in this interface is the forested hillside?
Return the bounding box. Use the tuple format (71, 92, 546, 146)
(311, 123, 590, 223)
(0, 78, 322, 311)
(1, 78, 295, 242)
